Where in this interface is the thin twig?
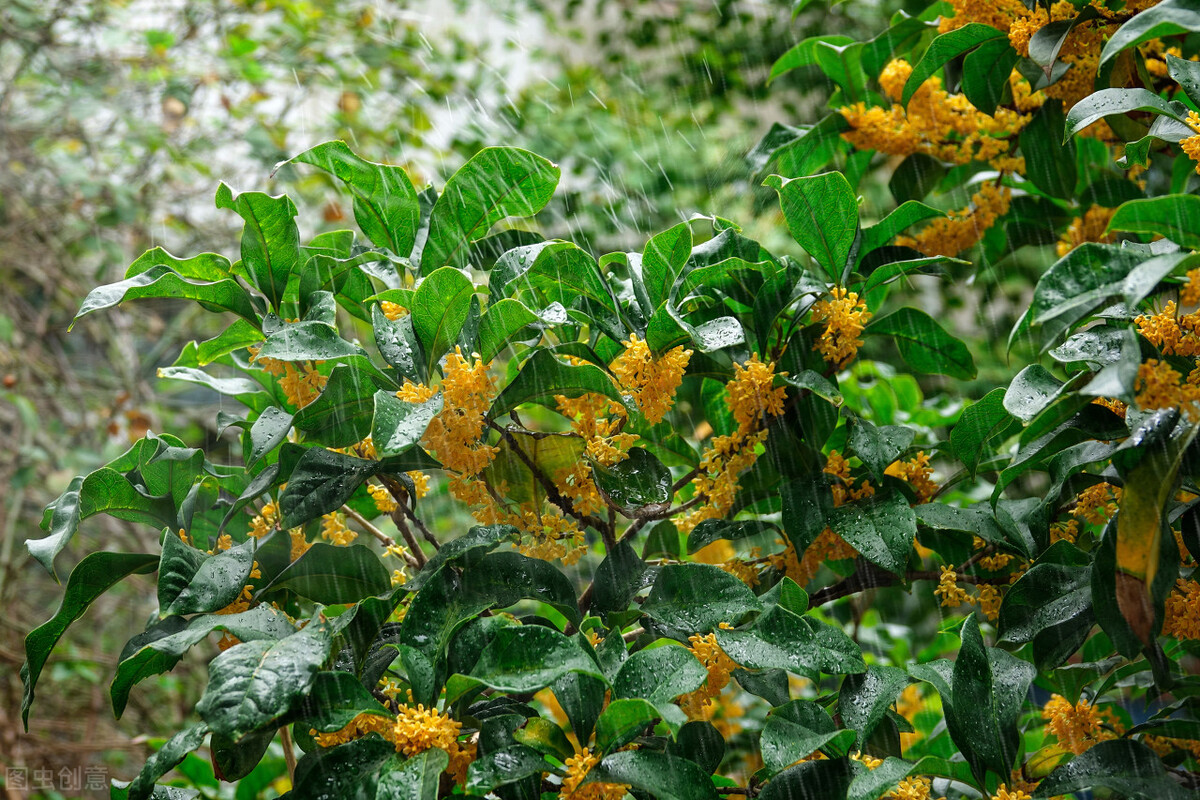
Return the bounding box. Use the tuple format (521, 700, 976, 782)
(342, 505, 420, 569)
(280, 726, 297, 784)
(392, 512, 428, 569)
(399, 502, 440, 550)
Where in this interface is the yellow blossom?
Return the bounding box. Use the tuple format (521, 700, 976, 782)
(393, 703, 462, 758)
(897, 183, 1012, 258)
(727, 353, 787, 435)
(560, 749, 628, 800)
(1164, 578, 1200, 640)
(1182, 267, 1200, 307)
(320, 512, 357, 546)
(934, 564, 975, 608)
(250, 501, 278, 538)
(885, 451, 938, 503)
(812, 288, 872, 370)
(368, 483, 398, 514)
(1071, 482, 1120, 526)
(887, 775, 932, 800)
(610, 334, 692, 424)
(380, 300, 407, 320)
(1135, 359, 1200, 418)
(289, 529, 310, 561)
(1041, 694, 1123, 755)
(991, 786, 1033, 800)
(679, 633, 739, 720)
(1056, 205, 1116, 257)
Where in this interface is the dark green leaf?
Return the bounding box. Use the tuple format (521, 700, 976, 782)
(466, 745, 548, 795)
(469, 625, 606, 693)
(26, 476, 83, 581)
(595, 697, 662, 752)
(587, 750, 719, 800)
(22, 552, 158, 726)
(1035, 739, 1191, 800)
(760, 758, 855, 800)
(1020, 101, 1077, 199)
(277, 447, 378, 529)
(716, 605, 866, 677)
(371, 390, 442, 458)
(886, 155, 946, 205)
(839, 665, 910, 748)
(127, 723, 209, 800)
(165, 538, 255, 616)
(687, 519, 776, 554)
(259, 542, 391, 605)
(490, 348, 625, 419)
(613, 643, 707, 707)
(847, 415, 915, 483)
(951, 388, 1015, 477)
(828, 492, 917, 576)
(590, 447, 672, 517)
(902, 24, 1007, 105)
(847, 757, 913, 800)
(197, 625, 332, 742)
(293, 363, 383, 448)
(867, 307, 976, 379)
(643, 563, 763, 633)
(761, 700, 855, 774)
(643, 222, 694, 310)
(247, 407, 293, 467)
(1099, 0, 1200, 67)
(962, 37, 1020, 116)
(289, 736, 399, 800)
(1110, 193, 1200, 251)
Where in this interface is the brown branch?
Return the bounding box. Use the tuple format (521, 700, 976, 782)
(280, 726, 297, 784)
(391, 512, 427, 569)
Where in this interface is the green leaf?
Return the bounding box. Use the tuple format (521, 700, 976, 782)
(1004, 365, 1063, 423)
(592, 538, 651, 618)
(587, 750, 720, 800)
(902, 23, 1007, 105)
(469, 625, 605, 693)
(950, 388, 1015, 477)
(716, 605, 866, 677)
(215, 182, 301, 312)
(687, 519, 777, 554)
(951, 615, 1035, 783)
(838, 665, 911, 749)
(590, 447, 672, 517)
(476, 298, 538, 363)
(1110, 193, 1200, 251)
(1035, 739, 1191, 800)
(1020, 101, 1077, 199)
(371, 390, 442, 458)
(112, 606, 296, 718)
(196, 625, 332, 742)
(157, 367, 268, 400)
(828, 492, 917, 576)
(212, 726, 275, 782)
(125, 246, 234, 281)
(22, 551, 158, 727)
(553, 671, 607, 745)
(1028, 6, 1100, 75)
(77, 467, 179, 529)
(71, 265, 260, 331)
(293, 363, 383, 448)
(411, 266, 476, 374)
(490, 348, 625, 419)
(595, 697, 663, 753)
(866, 307, 976, 379)
(861, 200, 944, 253)
(768, 35, 856, 83)
(847, 415, 915, 483)
(749, 116, 850, 179)
(765, 172, 859, 283)
(423, 146, 560, 271)
(256, 320, 358, 361)
(247, 406, 293, 467)
(643, 222, 694, 310)
(761, 700, 855, 774)
(1099, 0, 1200, 68)
(490, 240, 616, 311)
(642, 563, 763, 633)
(259, 542, 391, 605)
(127, 723, 210, 800)
(462, 551, 581, 625)
(27, 476, 83, 581)
(293, 671, 391, 733)
(612, 643, 707, 706)
(1064, 88, 1191, 140)
(962, 37, 1020, 116)
(403, 524, 519, 592)
(372, 304, 423, 382)
(284, 141, 419, 256)
(668, 721, 726, 774)
(847, 757, 913, 800)
(164, 538, 255, 616)
(886, 155, 946, 206)
(289, 736, 400, 800)
(466, 745, 548, 795)
(760, 758, 855, 800)
(514, 716, 576, 762)
(277, 447, 378, 529)
(997, 541, 1094, 670)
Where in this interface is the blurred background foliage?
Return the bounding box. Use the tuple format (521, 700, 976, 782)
(0, 0, 922, 795)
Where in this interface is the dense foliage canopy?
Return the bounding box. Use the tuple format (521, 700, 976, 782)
(21, 0, 1200, 798)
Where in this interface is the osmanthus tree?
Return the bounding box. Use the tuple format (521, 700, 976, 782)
(18, 5, 1200, 800)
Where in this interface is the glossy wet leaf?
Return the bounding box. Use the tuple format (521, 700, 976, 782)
(164, 538, 255, 616)
(215, 182, 301, 312)
(901, 23, 1006, 105)
(371, 389, 442, 457)
(259, 542, 391, 605)
(587, 750, 719, 800)
(22, 551, 158, 726)
(998, 541, 1094, 670)
(760, 758, 855, 800)
(72, 265, 260, 330)
(490, 348, 625, 419)
(196, 625, 332, 742)
(761, 700, 855, 774)
(642, 563, 763, 633)
(469, 625, 605, 693)
(828, 492, 917, 576)
(612, 643, 707, 706)
(591, 447, 672, 517)
(867, 307, 976, 379)
(1036, 739, 1191, 800)
(838, 665, 910, 748)
(126, 723, 210, 800)
(716, 605, 866, 677)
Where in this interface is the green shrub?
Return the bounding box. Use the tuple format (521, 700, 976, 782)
(23, 1, 1200, 799)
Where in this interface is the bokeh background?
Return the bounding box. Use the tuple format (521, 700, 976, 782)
(1, 0, 934, 796)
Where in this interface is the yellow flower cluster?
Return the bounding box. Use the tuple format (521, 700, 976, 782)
(560, 749, 628, 800)
(1143, 732, 1200, 760)
(885, 451, 938, 504)
(975, 536, 1014, 573)
(1136, 301, 1200, 356)
(896, 183, 1012, 258)
(320, 512, 356, 546)
(290, 529, 311, 561)
(841, 60, 1030, 172)
(887, 775, 935, 800)
(516, 509, 587, 566)
(400, 348, 507, 531)
(553, 392, 637, 517)
(380, 300, 407, 320)
(679, 630, 739, 720)
(368, 483, 397, 514)
(1072, 482, 1121, 525)
(1164, 578, 1200, 639)
(991, 786, 1033, 800)
(811, 288, 872, 369)
(1183, 268, 1200, 307)
(610, 334, 692, 424)
(1056, 205, 1116, 257)
(934, 564, 973, 608)
(249, 346, 328, 410)
(1041, 694, 1123, 755)
(313, 705, 474, 785)
(678, 354, 785, 532)
(1135, 359, 1200, 419)
(250, 501, 278, 538)
(1092, 396, 1128, 417)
